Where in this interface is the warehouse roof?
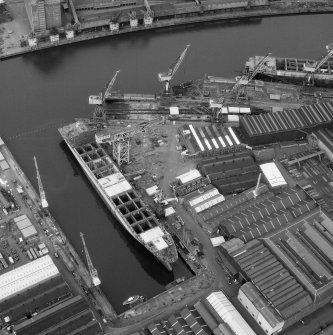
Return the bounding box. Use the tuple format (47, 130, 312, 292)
(0, 256, 59, 302)
(206, 291, 256, 335)
(240, 282, 284, 328)
(176, 169, 202, 184)
(231, 239, 313, 319)
(260, 162, 287, 188)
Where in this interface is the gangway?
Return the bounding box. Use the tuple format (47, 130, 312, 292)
(33, 156, 48, 208)
(80, 232, 101, 287)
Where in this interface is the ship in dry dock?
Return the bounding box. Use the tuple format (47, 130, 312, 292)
(245, 43, 333, 87)
(59, 121, 178, 270)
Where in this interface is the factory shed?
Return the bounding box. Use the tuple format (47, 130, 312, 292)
(240, 102, 333, 145)
(176, 169, 201, 184)
(231, 239, 313, 319)
(0, 275, 70, 324)
(14, 295, 102, 335)
(259, 162, 287, 188)
(238, 282, 285, 335)
(315, 127, 333, 162)
(14, 215, 38, 239)
(205, 291, 256, 335)
(0, 255, 59, 302)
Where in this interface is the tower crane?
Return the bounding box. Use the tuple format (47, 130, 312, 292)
(80, 232, 101, 287)
(303, 43, 333, 85)
(158, 44, 190, 94)
(89, 70, 120, 105)
(33, 156, 48, 208)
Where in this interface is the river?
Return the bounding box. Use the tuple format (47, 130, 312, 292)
(0, 13, 332, 312)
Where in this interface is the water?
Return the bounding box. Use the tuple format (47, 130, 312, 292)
(0, 14, 332, 312)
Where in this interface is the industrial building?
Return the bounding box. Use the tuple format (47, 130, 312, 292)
(146, 290, 256, 335)
(25, 0, 61, 32)
(179, 124, 243, 155)
(14, 214, 38, 239)
(239, 102, 333, 145)
(198, 151, 259, 194)
(315, 127, 333, 162)
(210, 185, 317, 241)
(224, 206, 333, 331)
(0, 255, 102, 334)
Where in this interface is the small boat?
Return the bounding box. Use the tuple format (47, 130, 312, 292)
(122, 295, 145, 306)
(165, 276, 186, 290)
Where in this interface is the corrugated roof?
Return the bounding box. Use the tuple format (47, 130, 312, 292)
(206, 291, 256, 335)
(0, 256, 59, 302)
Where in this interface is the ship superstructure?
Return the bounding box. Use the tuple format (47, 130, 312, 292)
(59, 121, 178, 269)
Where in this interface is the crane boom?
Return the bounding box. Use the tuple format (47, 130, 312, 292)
(103, 70, 120, 101)
(158, 44, 190, 93)
(304, 44, 333, 84)
(33, 156, 48, 208)
(233, 53, 271, 91)
(80, 232, 101, 287)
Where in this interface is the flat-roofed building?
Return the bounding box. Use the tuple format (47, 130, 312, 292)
(0, 255, 59, 302)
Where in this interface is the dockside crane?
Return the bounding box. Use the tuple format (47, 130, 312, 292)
(89, 70, 120, 120)
(143, 0, 154, 26)
(158, 44, 190, 94)
(304, 43, 333, 85)
(33, 156, 48, 208)
(80, 232, 101, 287)
(232, 53, 271, 91)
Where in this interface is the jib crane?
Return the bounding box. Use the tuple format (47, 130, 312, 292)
(232, 53, 271, 91)
(158, 44, 190, 94)
(33, 156, 48, 208)
(303, 43, 333, 85)
(80, 232, 101, 287)
(143, 0, 154, 26)
(89, 70, 120, 105)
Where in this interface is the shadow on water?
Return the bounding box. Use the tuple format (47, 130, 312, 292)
(59, 141, 192, 287)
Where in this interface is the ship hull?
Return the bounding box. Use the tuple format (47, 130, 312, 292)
(63, 138, 175, 270)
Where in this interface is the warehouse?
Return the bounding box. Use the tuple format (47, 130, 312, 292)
(198, 151, 259, 195)
(0, 255, 59, 302)
(239, 102, 333, 145)
(315, 127, 333, 163)
(206, 185, 316, 241)
(146, 291, 256, 335)
(180, 124, 243, 154)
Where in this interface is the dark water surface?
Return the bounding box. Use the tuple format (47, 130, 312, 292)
(0, 14, 332, 312)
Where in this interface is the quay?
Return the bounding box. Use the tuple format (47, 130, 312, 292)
(1, 0, 333, 60)
(0, 137, 117, 322)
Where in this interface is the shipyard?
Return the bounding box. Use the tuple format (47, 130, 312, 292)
(1, 10, 333, 335)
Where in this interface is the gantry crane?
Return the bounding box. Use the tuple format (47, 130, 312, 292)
(33, 156, 48, 208)
(80, 232, 101, 287)
(158, 44, 190, 94)
(303, 43, 333, 85)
